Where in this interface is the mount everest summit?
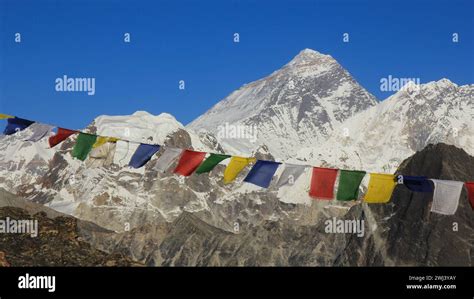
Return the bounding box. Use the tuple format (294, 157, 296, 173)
(0, 48, 472, 248)
(188, 49, 377, 159)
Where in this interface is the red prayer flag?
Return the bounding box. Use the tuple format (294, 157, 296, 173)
(173, 150, 206, 176)
(465, 182, 474, 210)
(49, 128, 77, 148)
(309, 167, 338, 200)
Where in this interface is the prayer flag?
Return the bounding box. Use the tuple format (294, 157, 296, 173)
(71, 133, 97, 161)
(336, 170, 366, 201)
(93, 136, 118, 148)
(223, 156, 256, 184)
(129, 144, 161, 168)
(276, 164, 306, 187)
(364, 173, 396, 203)
(153, 147, 182, 173)
(113, 141, 139, 166)
(173, 150, 206, 176)
(429, 179, 464, 215)
(195, 153, 230, 174)
(309, 167, 338, 200)
(465, 182, 474, 210)
(24, 123, 54, 142)
(86, 142, 116, 168)
(3, 117, 34, 135)
(397, 175, 433, 192)
(49, 128, 77, 147)
(243, 160, 281, 188)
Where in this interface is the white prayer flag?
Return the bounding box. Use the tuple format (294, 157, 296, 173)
(24, 123, 54, 142)
(276, 163, 306, 187)
(86, 142, 116, 168)
(153, 147, 182, 173)
(430, 179, 464, 215)
(113, 140, 139, 166)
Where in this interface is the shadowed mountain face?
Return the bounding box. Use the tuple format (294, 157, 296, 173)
(337, 143, 474, 266)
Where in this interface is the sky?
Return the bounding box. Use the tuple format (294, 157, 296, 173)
(0, 0, 473, 129)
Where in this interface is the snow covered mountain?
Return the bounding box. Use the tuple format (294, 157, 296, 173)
(0, 110, 329, 233)
(294, 79, 474, 172)
(188, 49, 377, 159)
(0, 49, 472, 239)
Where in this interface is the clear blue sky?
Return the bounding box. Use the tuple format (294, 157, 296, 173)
(1, 0, 473, 129)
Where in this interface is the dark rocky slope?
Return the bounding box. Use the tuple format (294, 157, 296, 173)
(337, 143, 474, 266)
(0, 190, 142, 266)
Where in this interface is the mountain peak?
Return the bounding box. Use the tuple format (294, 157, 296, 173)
(91, 111, 184, 143)
(425, 78, 458, 89)
(131, 110, 154, 117)
(297, 48, 323, 56)
(286, 48, 334, 67)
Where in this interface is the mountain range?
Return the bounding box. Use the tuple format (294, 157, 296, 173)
(0, 48, 472, 266)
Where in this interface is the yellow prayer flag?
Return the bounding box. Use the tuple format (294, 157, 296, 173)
(0, 113, 13, 119)
(364, 173, 396, 203)
(223, 156, 256, 184)
(92, 136, 119, 148)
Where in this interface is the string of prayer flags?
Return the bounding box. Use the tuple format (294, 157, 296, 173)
(3, 112, 474, 216)
(49, 128, 77, 148)
(129, 144, 161, 169)
(0, 113, 13, 119)
(153, 147, 182, 173)
(173, 150, 207, 176)
(3, 117, 35, 135)
(397, 175, 433, 192)
(364, 173, 396, 203)
(465, 182, 474, 210)
(195, 153, 230, 174)
(276, 164, 306, 187)
(243, 160, 281, 188)
(71, 133, 97, 161)
(309, 167, 338, 199)
(223, 156, 256, 184)
(24, 123, 54, 142)
(429, 179, 464, 215)
(336, 170, 366, 201)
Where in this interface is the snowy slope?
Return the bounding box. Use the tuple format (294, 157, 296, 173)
(295, 79, 474, 173)
(188, 49, 377, 159)
(92, 111, 184, 143)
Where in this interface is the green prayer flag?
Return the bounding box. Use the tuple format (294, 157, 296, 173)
(195, 153, 230, 174)
(72, 133, 97, 161)
(336, 170, 366, 201)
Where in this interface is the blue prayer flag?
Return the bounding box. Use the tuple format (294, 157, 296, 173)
(243, 160, 281, 188)
(3, 117, 35, 135)
(398, 175, 433, 192)
(129, 143, 161, 168)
